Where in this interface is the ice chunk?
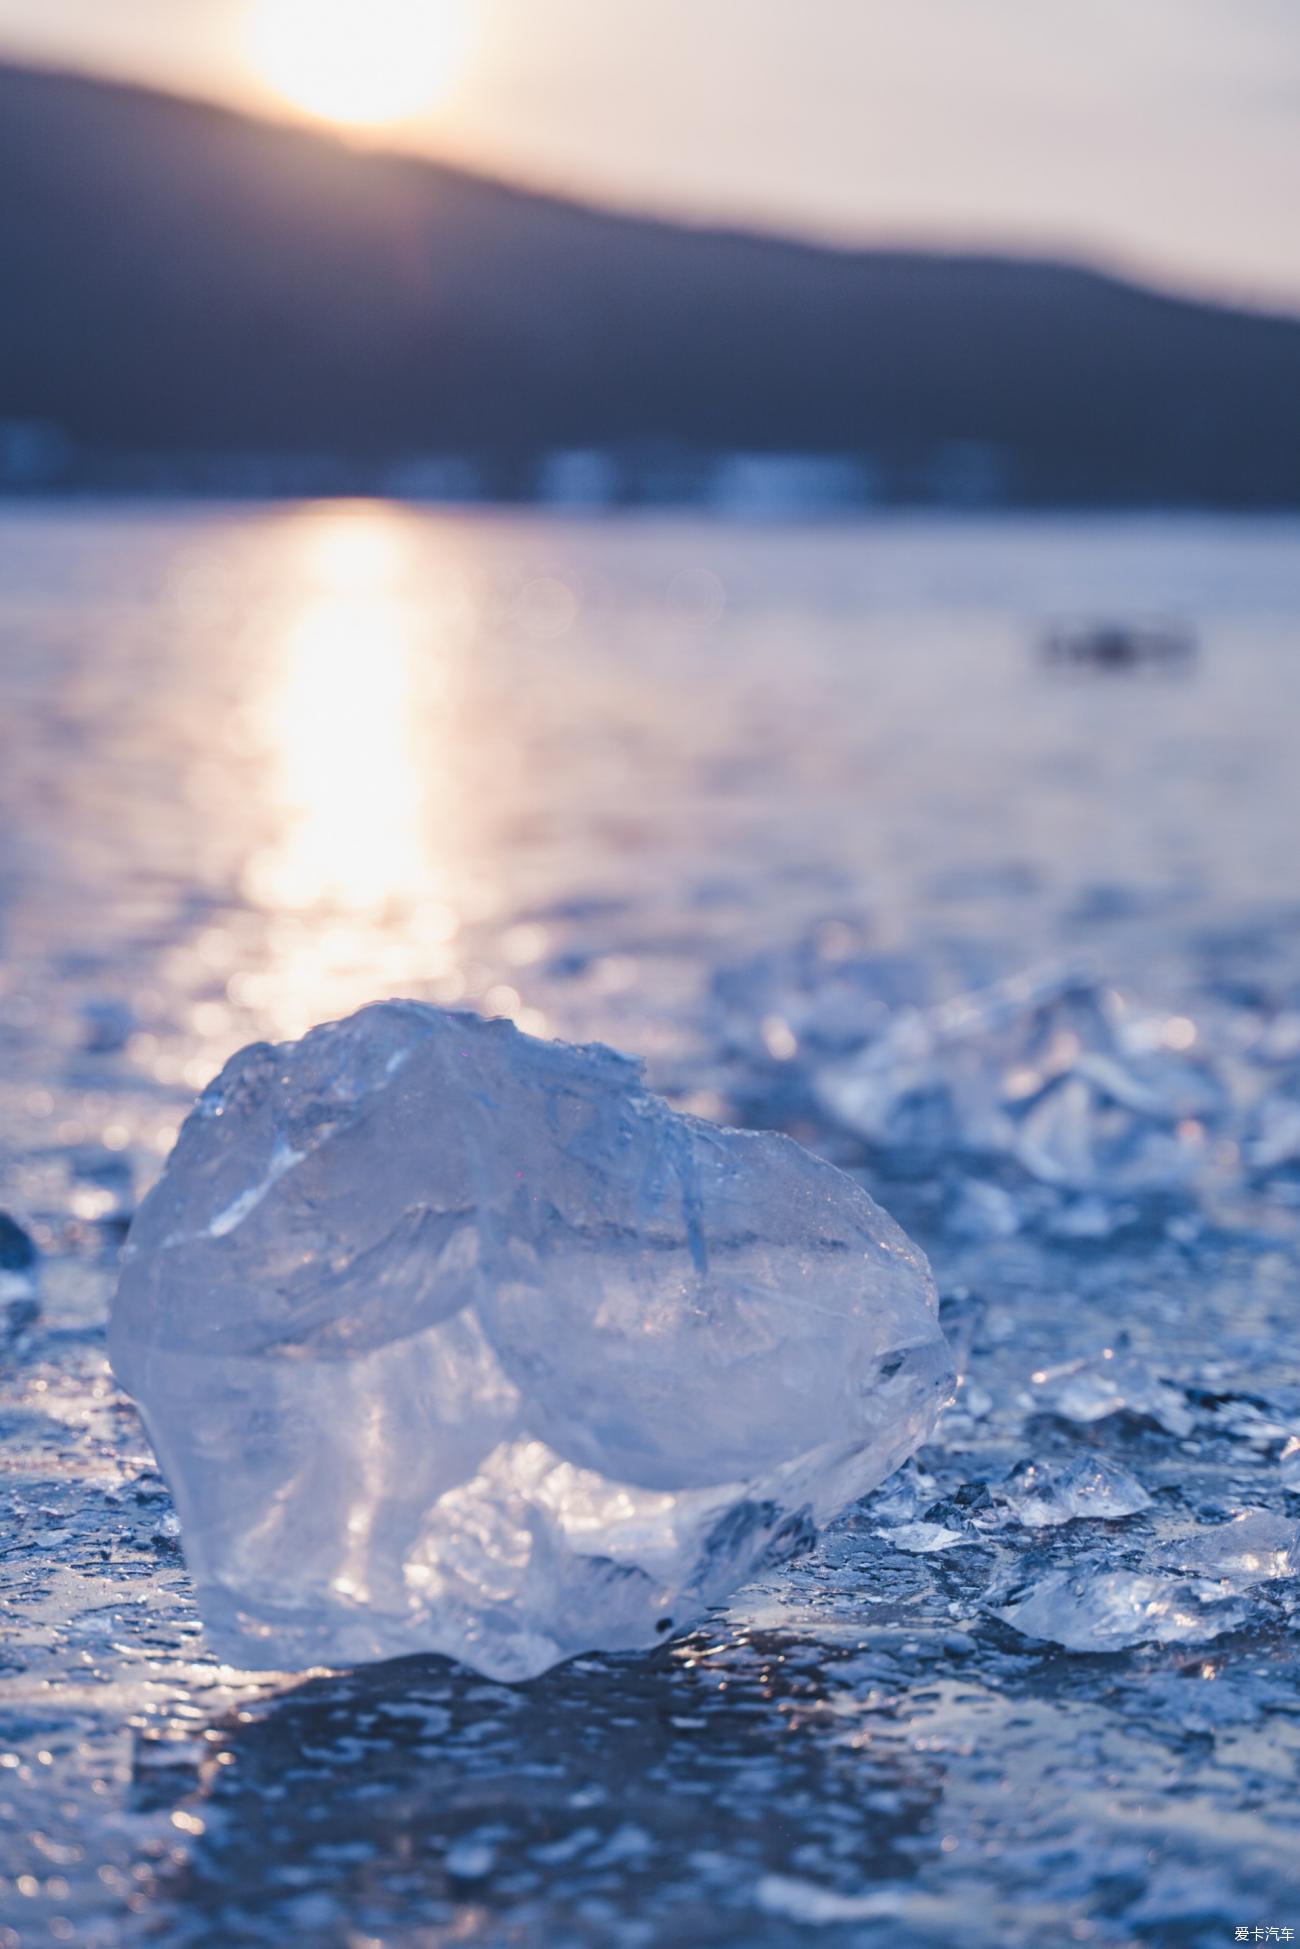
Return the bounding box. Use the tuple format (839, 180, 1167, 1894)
(0, 1211, 38, 1326)
(1164, 1510, 1299, 1586)
(711, 929, 928, 1068)
(993, 1568, 1246, 1651)
(110, 1002, 951, 1681)
(994, 1453, 1151, 1528)
(1027, 1345, 1193, 1437)
(1010, 1061, 1211, 1192)
(0, 1211, 37, 1285)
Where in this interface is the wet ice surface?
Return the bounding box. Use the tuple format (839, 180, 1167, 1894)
(3, 506, 1300, 1946)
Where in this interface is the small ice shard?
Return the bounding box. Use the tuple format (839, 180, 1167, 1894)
(1279, 1436, 1300, 1489)
(444, 1838, 496, 1881)
(992, 1568, 1246, 1652)
(936, 1288, 985, 1381)
(1164, 1510, 1300, 1586)
(862, 1459, 935, 1528)
(1027, 1345, 1193, 1437)
(945, 1179, 1020, 1240)
(994, 1453, 1151, 1528)
(881, 1520, 972, 1553)
(756, 1876, 907, 1926)
(110, 1002, 952, 1681)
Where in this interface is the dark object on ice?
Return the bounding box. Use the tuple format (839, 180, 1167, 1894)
(0, 1211, 37, 1274)
(1042, 620, 1196, 671)
(0, 1212, 38, 1336)
(81, 999, 136, 1056)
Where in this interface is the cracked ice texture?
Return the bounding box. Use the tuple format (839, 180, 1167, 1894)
(110, 1003, 951, 1681)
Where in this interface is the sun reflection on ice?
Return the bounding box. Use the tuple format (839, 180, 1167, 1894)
(241, 503, 469, 1035)
(247, 507, 437, 915)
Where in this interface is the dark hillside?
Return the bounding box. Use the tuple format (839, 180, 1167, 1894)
(2, 62, 1298, 502)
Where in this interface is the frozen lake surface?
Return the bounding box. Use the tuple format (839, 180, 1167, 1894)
(2, 505, 1300, 1947)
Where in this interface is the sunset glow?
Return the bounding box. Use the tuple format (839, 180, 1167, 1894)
(244, 0, 476, 127)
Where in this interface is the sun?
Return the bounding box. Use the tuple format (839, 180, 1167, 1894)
(245, 0, 477, 128)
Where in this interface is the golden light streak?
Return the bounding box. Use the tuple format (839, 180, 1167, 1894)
(242, 503, 463, 1034)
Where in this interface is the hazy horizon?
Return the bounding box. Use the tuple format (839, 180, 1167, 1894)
(2, 0, 1298, 313)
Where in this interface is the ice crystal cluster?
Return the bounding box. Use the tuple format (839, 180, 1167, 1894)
(110, 1003, 951, 1680)
(814, 965, 1223, 1192)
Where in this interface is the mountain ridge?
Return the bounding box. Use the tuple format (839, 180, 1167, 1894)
(2, 60, 1298, 504)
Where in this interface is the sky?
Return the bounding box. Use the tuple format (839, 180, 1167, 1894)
(2, 0, 1298, 311)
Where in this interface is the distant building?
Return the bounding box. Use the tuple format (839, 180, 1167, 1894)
(382, 456, 486, 503)
(926, 441, 1011, 508)
(537, 449, 620, 511)
(707, 453, 878, 517)
(0, 420, 74, 489)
